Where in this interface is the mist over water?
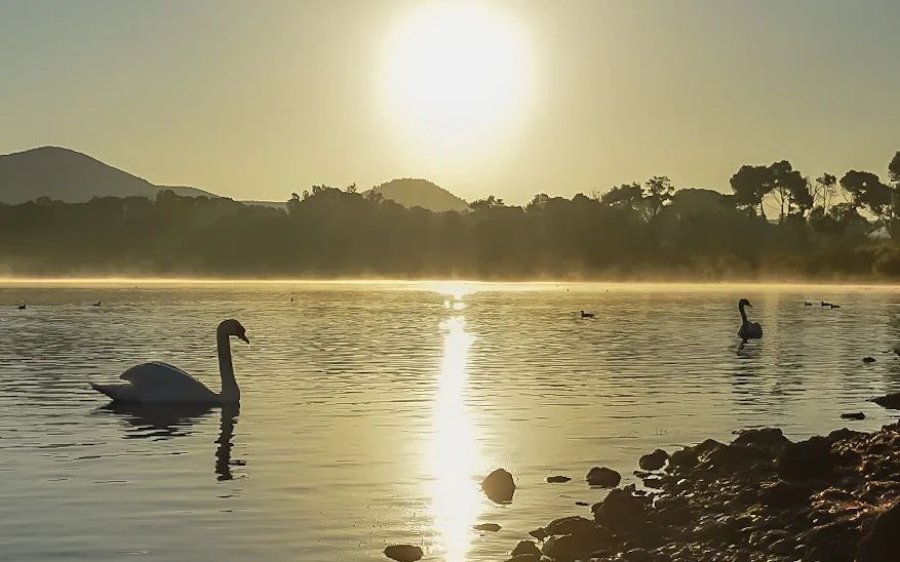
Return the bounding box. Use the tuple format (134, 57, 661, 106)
(2, 281, 899, 561)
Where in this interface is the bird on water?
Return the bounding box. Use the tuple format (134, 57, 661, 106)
(580, 310, 595, 319)
(737, 298, 762, 344)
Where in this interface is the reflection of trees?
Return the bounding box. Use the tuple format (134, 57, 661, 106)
(1, 153, 900, 279)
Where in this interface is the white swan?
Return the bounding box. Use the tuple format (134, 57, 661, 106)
(91, 319, 249, 404)
(737, 298, 762, 343)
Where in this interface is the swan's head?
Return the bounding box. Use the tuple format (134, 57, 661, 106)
(739, 298, 752, 308)
(218, 319, 249, 343)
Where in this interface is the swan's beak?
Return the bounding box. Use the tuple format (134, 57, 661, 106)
(238, 333, 250, 344)
(746, 302, 753, 307)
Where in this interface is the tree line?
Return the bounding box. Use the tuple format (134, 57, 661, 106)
(1, 151, 899, 280)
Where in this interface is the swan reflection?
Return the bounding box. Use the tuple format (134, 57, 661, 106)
(429, 315, 481, 562)
(98, 403, 241, 481)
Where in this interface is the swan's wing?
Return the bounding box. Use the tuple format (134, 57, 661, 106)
(119, 362, 216, 403)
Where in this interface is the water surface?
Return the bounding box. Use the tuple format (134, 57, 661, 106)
(2, 281, 899, 561)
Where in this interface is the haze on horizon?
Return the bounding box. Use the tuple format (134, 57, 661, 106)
(1, 0, 898, 204)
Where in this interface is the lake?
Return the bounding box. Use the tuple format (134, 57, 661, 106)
(1, 281, 899, 562)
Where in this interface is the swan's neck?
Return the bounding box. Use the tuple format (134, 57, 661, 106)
(217, 331, 240, 402)
(739, 303, 749, 323)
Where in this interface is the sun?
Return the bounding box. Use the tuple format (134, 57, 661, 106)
(380, 2, 532, 152)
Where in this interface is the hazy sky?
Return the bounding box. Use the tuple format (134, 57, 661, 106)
(1, 0, 898, 203)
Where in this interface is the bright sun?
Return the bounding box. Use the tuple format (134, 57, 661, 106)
(381, 2, 532, 151)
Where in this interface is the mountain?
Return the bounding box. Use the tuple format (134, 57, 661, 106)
(0, 146, 217, 204)
(365, 178, 468, 212)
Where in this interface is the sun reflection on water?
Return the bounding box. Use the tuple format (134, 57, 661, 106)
(429, 314, 482, 562)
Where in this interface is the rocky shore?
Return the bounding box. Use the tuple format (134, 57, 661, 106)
(504, 423, 900, 562)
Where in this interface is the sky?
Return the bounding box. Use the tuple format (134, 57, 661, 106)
(1, 0, 899, 204)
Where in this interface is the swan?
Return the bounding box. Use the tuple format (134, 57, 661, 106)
(737, 298, 762, 343)
(91, 319, 249, 404)
(17, 303, 25, 310)
(580, 310, 595, 319)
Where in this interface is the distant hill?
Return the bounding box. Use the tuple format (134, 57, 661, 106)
(364, 178, 468, 212)
(0, 146, 217, 204)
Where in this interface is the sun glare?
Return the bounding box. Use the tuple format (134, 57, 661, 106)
(381, 2, 532, 152)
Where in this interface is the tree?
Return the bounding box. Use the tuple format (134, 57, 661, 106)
(644, 176, 674, 219)
(840, 170, 892, 217)
(730, 165, 774, 218)
(768, 161, 812, 220)
(889, 151, 900, 185)
(813, 173, 837, 211)
(600, 182, 643, 211)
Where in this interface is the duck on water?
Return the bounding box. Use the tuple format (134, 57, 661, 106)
(737, 298, 762, 344)
(91, 319, 248, 405)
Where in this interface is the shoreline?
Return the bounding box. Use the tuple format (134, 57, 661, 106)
(505, 422, 900, 562)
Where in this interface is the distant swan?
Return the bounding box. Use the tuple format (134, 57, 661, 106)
(91, 319, 249, 404)
(580, 310, 595, 319)
(17, 304, 25, 310)
(737, 298, 762, 343)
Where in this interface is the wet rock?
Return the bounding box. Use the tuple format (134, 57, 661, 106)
(759, 480, 814, 508)
(481, 468, 515, 503)
(639, 449, 669, 471)
(872, 392, 900, 409)
(545, 515, 597, 537)
(863, 356, 876, 363)
(698, 444, 768, 473)
(668, 448, 698, 471)
(542, 526, 616, 562)
(586, 466, 622, 487)
(547, 475, 571, 483)
(731, 427, 791, 451)
(841, 412, 866, 420)
(622, 547, 655, 562)
(510, 540, 541, 557)
(857, 501, 900, 562)
(473, 523, 501, 532)
(528, 527, 548, 541)
(593, 487, 660, 547)
(383, 544, 423, 562)
(778, 436, 836, 481)
(575, 501, 590, 506)
(642, 476, 664, 488)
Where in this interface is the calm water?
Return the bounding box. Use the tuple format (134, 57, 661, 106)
(2, 281, 900, 562)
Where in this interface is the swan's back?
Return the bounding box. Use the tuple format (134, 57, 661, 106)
(119, 362, 217, 403)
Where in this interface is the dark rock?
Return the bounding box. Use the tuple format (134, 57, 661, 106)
(586, 466, 622, 487)
(505, 555, 540, 562)
(473, 522, 501, 532)
(857, 501, 900, 562)
(542, 526, 616, 562)
(732, 427, 791, 451)
(545, 515, 597, 537)
(481, 468, 515, 503)
(759, 480, 814, 508)
(841, 412, 866, 420)
(639, 449, 669, 471)
(694, 438, 724, 456)
(873, 392, 900, 409)
(642, 476, 664, 488)
(699, 444, 769, 473)
(651, 495, 695, 527)
(575, 501, 590, 506)
(593, 488, 660, 546)
(547, 475, 571, 483)
(511, 540, 541, 557)
(383, 544, 423, 562)
(668, 448, 698, 471)
(622, 547, 655, 562)
(778, 436, 836, 481)
(864, 356, 876, 363)
(528, 527, 548, 541)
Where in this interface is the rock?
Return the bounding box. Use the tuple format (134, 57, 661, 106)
(383, 544, 423, 562)
(586, 466, 622, 487)
(864, 356, 877, 363)
(873, 392, 900, 409)
(542, 526, 616, 562)
(622, 547, 655, 562)
(858, 501, 900, 562)
(841, 411, 866, 420)
(699, 444, 768, 473)
(505, 554, 540, 562)
(547, 475, 571, 483)
(481, 468, 515, 503)
(639, 449, 669, 471)
(473, 523, 501, 532)
(777, 436, 836, 481)
(528, 527, 548, 541)
(668, 447, 698, 471)
(545, 515, 596, 537)
(575, 501, 590, 506)
(732, 427, 791, 451)
(593, 487, 660, 546)
(510, 540, 541, 557)
(642, 476, 664, 488)
(759, 480, 813, 508)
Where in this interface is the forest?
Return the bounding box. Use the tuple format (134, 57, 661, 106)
(1, 152, 899, 281)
